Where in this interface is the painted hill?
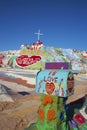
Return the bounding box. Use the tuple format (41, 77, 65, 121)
(0, 42, 87, 73)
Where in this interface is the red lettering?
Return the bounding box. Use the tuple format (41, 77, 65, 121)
(16, 55, 41, 67)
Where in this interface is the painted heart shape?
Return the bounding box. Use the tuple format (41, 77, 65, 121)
(46, 82, 55, 94)
(16, 55, 41, 67)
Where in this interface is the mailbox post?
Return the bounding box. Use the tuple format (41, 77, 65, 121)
(35, 69, 74, 130)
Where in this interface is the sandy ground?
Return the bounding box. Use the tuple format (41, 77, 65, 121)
(0, 68, 40, 130)
(0, 79, 41, 130)
(0, 68, 87, 130)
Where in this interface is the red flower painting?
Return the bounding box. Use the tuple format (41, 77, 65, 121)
(74, 114, 85, 124)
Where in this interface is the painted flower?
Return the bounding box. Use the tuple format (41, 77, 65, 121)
(38, 109, 44, 119)
(47, 109, 55, 120)
(74, 114, 85, 124)
(43, 95, 53, 106)
(69, 120, 77, 128)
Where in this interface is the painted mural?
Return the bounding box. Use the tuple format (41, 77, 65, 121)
(15, 40, 44, 68)
(16, 55, 41, 67)
(36, 70, 74, 97)
(20, 41, 43, 56)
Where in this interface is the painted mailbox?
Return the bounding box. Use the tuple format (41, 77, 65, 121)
(25, 65, 76, 130)
(36, 70, 74, 97)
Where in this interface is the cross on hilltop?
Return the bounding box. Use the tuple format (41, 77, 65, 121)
(34, 30, 43, 41)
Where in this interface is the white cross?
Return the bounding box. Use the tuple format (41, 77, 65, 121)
(35, 30, 43, 41)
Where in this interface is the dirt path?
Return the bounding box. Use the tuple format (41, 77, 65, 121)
(0, 92, 40, 130)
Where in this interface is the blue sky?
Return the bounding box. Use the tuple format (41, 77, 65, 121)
(0, 0, 87, 51)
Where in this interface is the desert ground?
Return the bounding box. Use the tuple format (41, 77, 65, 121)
(0, 68, 87, 130)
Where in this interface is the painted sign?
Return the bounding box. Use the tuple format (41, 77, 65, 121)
(16, 55, 41, 67)
(45, 62, 69, 69)
(36, 70, 74, 97)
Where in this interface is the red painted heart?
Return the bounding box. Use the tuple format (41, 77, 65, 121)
(46, 82, 55, 94)
(16, 55, 41, 67)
